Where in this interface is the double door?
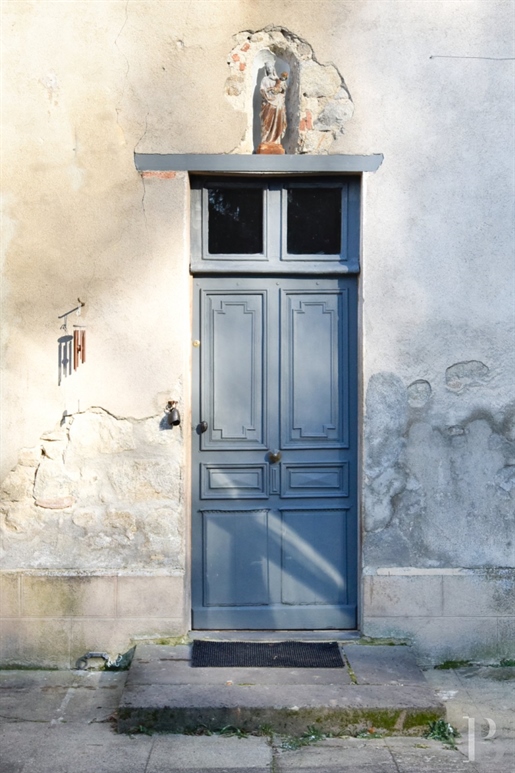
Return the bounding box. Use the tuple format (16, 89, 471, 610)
(191, 275, 357, 629)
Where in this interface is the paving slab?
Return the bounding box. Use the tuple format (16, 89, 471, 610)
(20, 723, 153, 773)
(384, 737, 482, 772)
(385, 738, 484, 773)
(421, 665, 515, 773)
(344, 644, 427, 685)
(56, 671, 126, 723)
(146, 735, 272, 772)
(274, 737, 395, 771)
(0, 723, 48, 773)
(274, 736, 484, 772)
(0, 669, 126, 725)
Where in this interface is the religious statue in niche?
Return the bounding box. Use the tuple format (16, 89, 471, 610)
(257, 63, 288, 154)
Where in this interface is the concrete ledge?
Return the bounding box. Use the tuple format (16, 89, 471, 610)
(118, 683, 444, 736)
(134, 153, 384, 174)
(118, 643, 444, 735)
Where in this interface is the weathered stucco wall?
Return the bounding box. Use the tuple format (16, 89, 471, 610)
(1, 0, 514, 665)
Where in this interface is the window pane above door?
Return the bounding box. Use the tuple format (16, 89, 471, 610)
(190, 176, 360, 273)
(208, 188, 264, 254)
(286, 188, 342, 255)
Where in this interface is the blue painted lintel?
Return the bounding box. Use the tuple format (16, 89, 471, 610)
(134, 153, 384, 174)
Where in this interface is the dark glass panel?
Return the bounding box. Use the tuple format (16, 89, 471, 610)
(208, 188, 263, 254)
(287, 188, 342, 255)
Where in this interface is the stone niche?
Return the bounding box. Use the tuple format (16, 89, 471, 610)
(225, 26, 354, 155)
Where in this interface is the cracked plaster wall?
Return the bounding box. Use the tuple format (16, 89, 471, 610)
(363, 371, 515, 569)
(1, 408, 185, 572)
(1, 1, 515, 659)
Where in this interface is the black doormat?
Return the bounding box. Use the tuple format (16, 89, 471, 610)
(191, 640, 344, 668)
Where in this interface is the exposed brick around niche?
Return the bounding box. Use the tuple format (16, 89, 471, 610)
(141, 171, 177, 179)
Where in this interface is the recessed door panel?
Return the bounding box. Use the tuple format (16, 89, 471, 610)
(201, 291, 266, 450)
(280, 508, 348, 606)
(281, 462, 349, 498)
(203, 509, 269, 606)
(201, 464, 268, 499)
(281, 290, 349, 448)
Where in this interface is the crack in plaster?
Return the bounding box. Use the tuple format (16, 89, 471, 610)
(114, 0, 130, 134)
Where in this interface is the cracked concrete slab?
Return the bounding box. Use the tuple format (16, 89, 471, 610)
(344, 644, 427, 685)
(20, 724, 153, 773)
(146, 735, 271, 772)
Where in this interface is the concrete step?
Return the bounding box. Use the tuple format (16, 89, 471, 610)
(117, 641, 445, 735)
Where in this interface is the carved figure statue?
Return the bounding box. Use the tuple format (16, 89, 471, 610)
(258, 63, 288, 153)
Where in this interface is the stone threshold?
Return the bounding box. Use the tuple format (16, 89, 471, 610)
(189, 630, 362, 642)
(117, 641, 444, 735)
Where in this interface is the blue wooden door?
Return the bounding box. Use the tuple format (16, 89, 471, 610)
(191, 276, 358, 629)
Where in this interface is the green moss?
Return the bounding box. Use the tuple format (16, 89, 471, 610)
(356, 637, 409, 647)
(151, 636, 189, 646)
(403, 709, 446, 731)
(434, 660, 473, 670)
(349, 709, 399, 732)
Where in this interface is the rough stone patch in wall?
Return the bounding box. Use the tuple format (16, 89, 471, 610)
(445, 360, 490, 392)
(363, 372, 515, 570)
(225, 26, 354, 154)
(0, 408, 184, 572)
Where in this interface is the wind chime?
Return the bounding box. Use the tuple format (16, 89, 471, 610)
(73, 326, 86, 370)
(58, 299, 86, 383)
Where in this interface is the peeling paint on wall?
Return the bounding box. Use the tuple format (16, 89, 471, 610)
(0, 408, 184, 572)
(364, 373, 515, 569)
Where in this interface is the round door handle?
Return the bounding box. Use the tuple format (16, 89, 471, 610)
(268, 450, 282, 464)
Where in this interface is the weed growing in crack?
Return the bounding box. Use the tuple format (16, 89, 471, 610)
(218, 725, 249, 738)
(281, 725, 325, 750)
(425, 719, 460, 747)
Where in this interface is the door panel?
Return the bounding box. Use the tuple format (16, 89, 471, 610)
(203, 509, 269, 606)
(281, 290, 348, 447)
(202, 291, 266, 449)
(192, 276, 357, 629)
(280, 508, 348, 605)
